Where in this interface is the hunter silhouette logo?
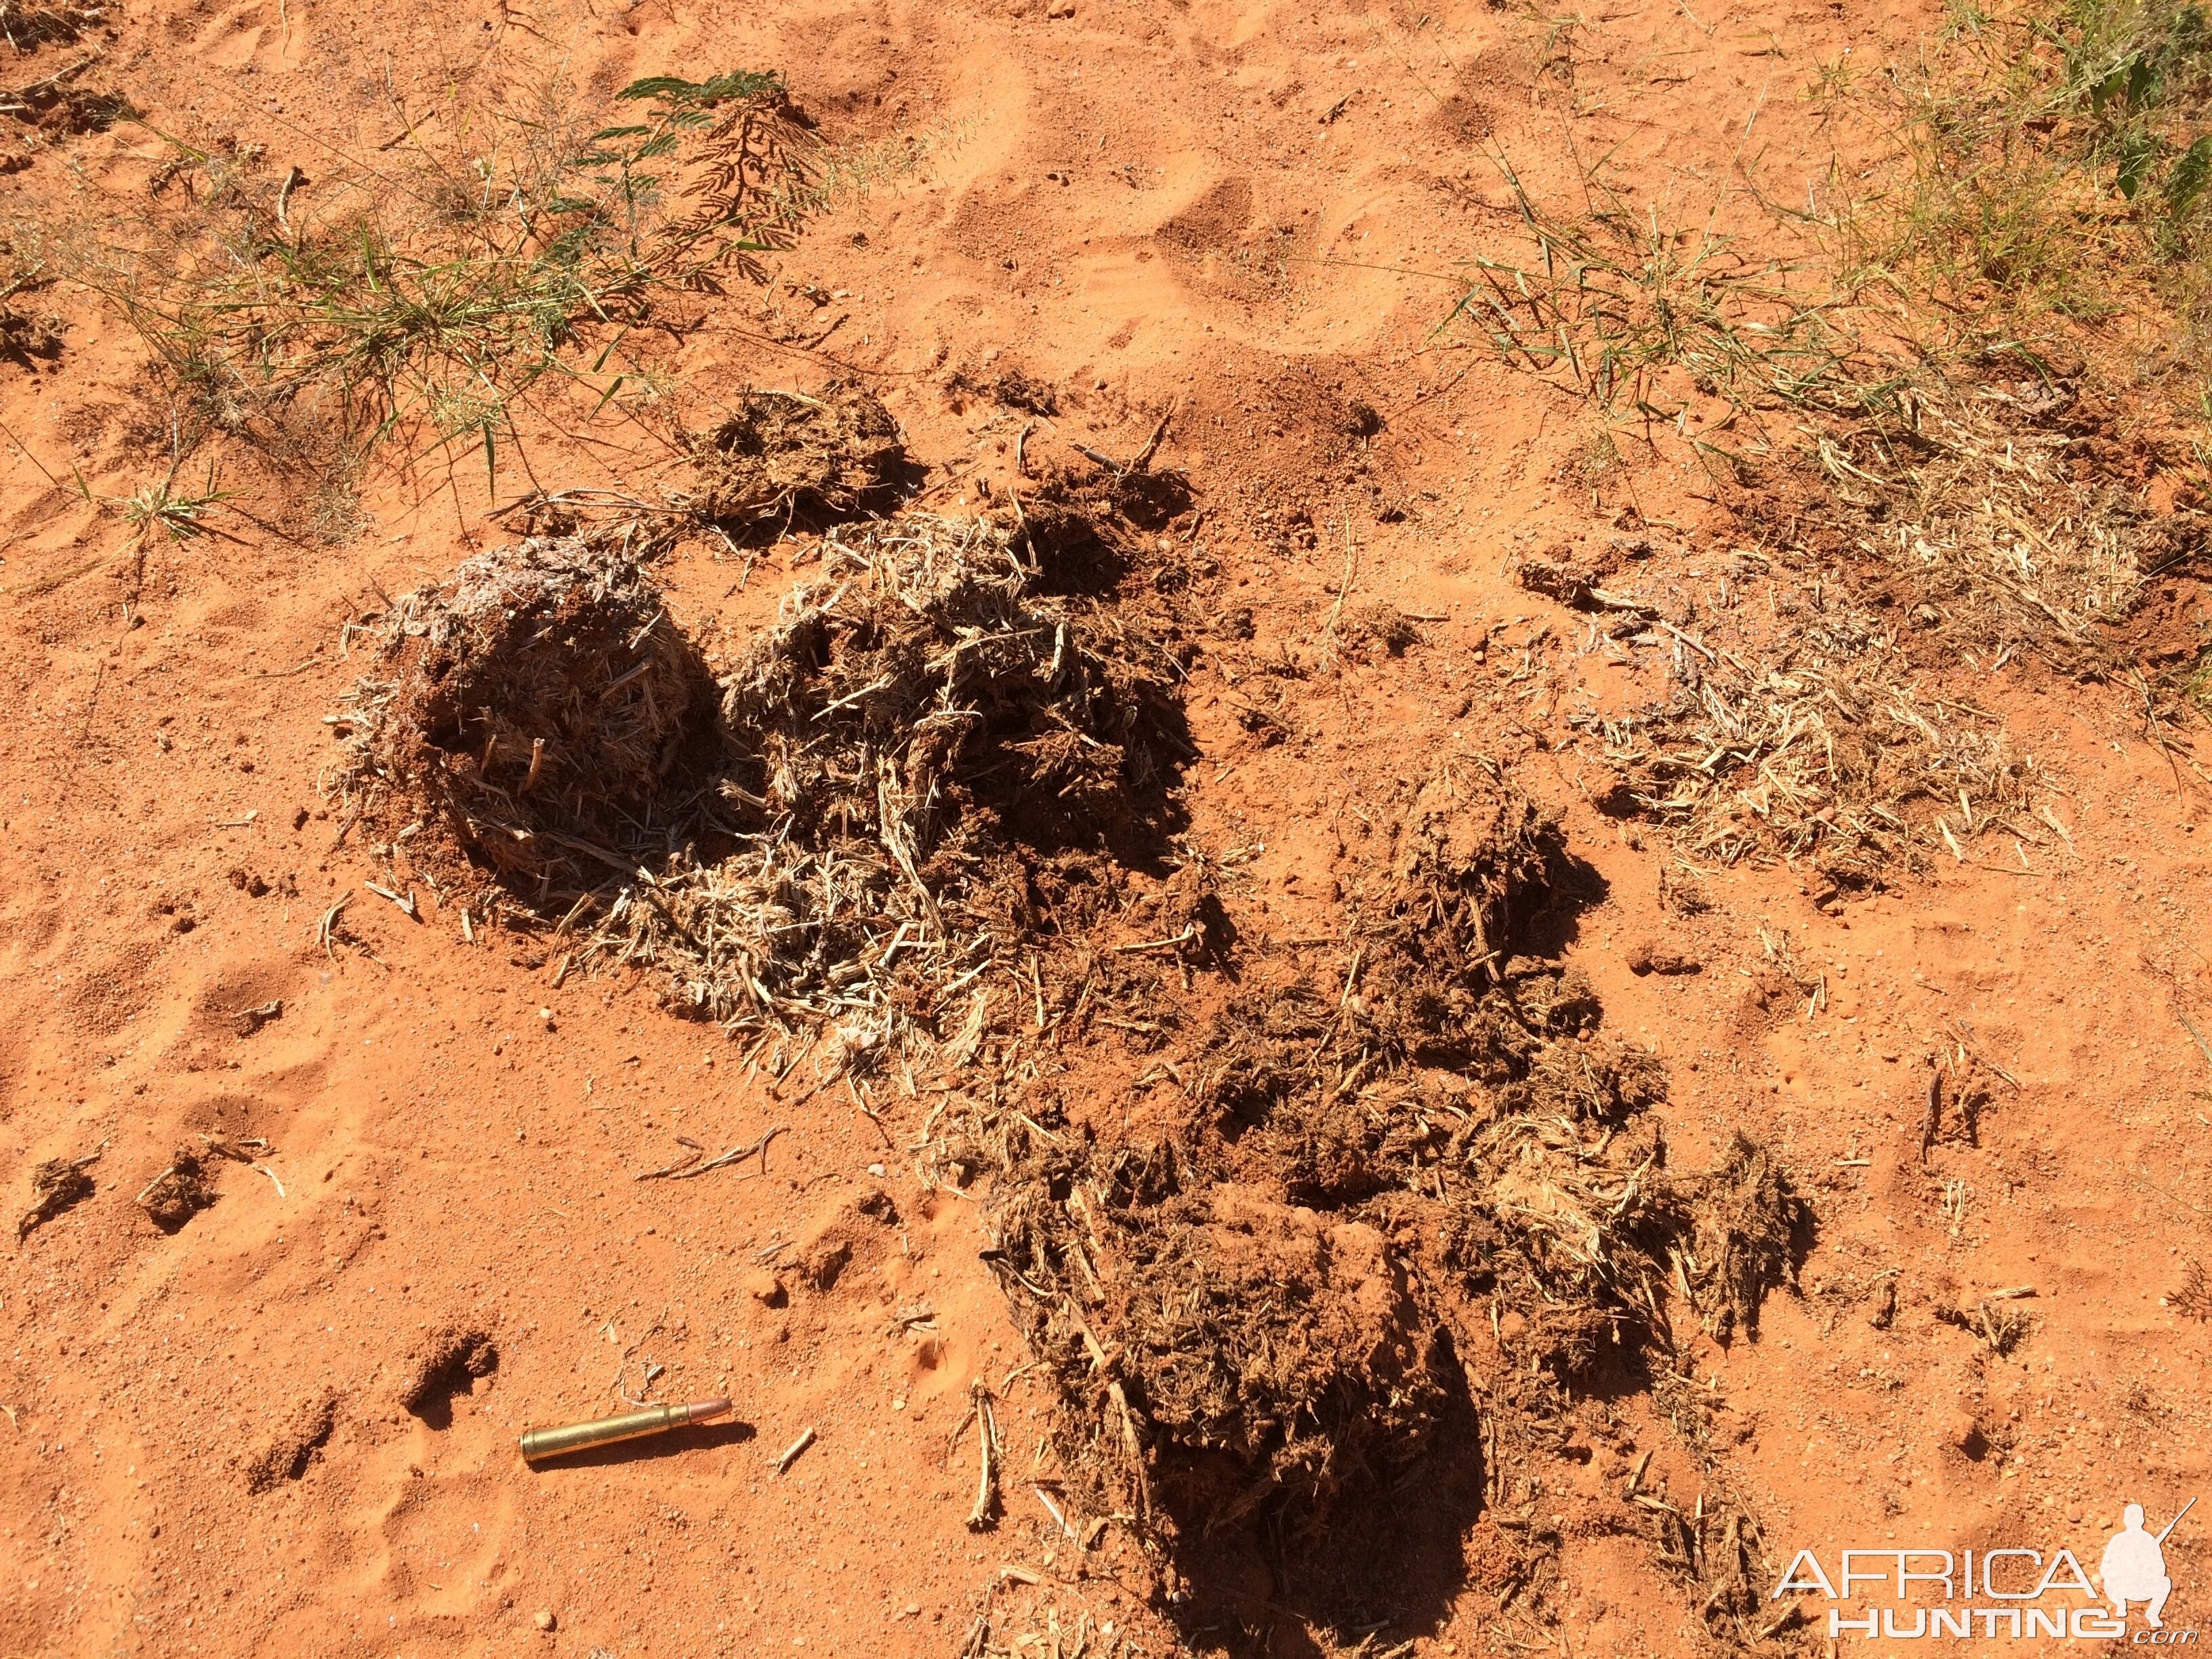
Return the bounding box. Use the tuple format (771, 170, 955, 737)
(1773, 1496, 2198, 1641)
(2104, 1499, 2192, 1629)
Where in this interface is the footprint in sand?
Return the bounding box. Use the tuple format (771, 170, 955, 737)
(190, 1, 313, 73)
(353, 1448, 521, 1620)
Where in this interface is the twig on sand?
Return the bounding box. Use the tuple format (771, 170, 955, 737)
(959, 1382, 1001, 1531)
(665, 1124, 787, 1180)
(775, 1425, 816, 1475)
(1073, 401, 1175, 476)
(364, 880, 417, 919)
(2181, 1011, 2212, 1072)
(315, 892, 350, 958)
(1111, 926, 1197, 956)
(632, 1140, 705, 1181)
(1130, 401, 1175, 472)
(1033, 1483, 1080, 1543)
(1319, 517, 1357, 670)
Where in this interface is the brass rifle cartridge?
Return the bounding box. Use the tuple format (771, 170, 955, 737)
(518, 1397, 731, 1462)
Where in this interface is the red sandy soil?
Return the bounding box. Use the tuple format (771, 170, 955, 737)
(3, 1, 2211, 1656)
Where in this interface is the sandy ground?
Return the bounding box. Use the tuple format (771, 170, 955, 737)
(3, 1, 2211, 1656)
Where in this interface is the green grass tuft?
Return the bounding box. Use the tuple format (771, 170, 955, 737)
(45, 69, 815, 483)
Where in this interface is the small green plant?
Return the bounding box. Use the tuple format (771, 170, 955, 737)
(1864, 0, 2212, 371)
(54, 70, 813, 483)
(1446, 153, 1907, 443)
(1467, 0, 2212, 433)
(89, 457, 234, 546)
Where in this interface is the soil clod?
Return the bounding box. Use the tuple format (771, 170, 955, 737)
(1625, 939, 1700, 975)
(964, 760, 1803, 1599)
(136, 1149, 215, 1231)
(684, 380, 905, 529)
(18, 1142, 101, 1238)
(331, 537, 720, 899)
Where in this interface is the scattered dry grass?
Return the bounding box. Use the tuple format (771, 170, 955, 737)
(1570, 586, 2041, 882)
(1808, 380, 2158, 670)
(1664, 1134, 1805, 1343)
(1469, 0, 2212, 861)
(579, 512, 1179, 1051)
(335, 508, 1185, 1077)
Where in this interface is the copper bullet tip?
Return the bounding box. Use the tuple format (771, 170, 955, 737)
(687, 1397, 733, 1422)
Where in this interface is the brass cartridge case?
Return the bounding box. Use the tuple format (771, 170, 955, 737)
(518, 1397, 731, 1461)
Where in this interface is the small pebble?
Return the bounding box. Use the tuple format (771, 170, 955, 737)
(534, 1608, 556, 1632)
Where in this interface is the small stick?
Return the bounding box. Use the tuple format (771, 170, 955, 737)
(775, 1426, 816, 1475)
(2156, 1496, 2196, 1546)
(1321, 518, 1357, 666)
(274, 165, 303, 233)
(315, 896, 349, 958)
(365, 881, 417, 920)
(1920, 1071, 1942, 1163)
(134, 1166, 180, 1206)
(851, 1083, 895, 1149)
(1129, 401, 1176, 472)
(966, 1382, 1000, 1530)
(1111, 926, 1196, 956)
(1033, 1484, 1080, 1542)
(670, 1124, 785, 1179)
(1107, 1380, 1148, 1521)
(2182, 1012, 2212, 1071)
